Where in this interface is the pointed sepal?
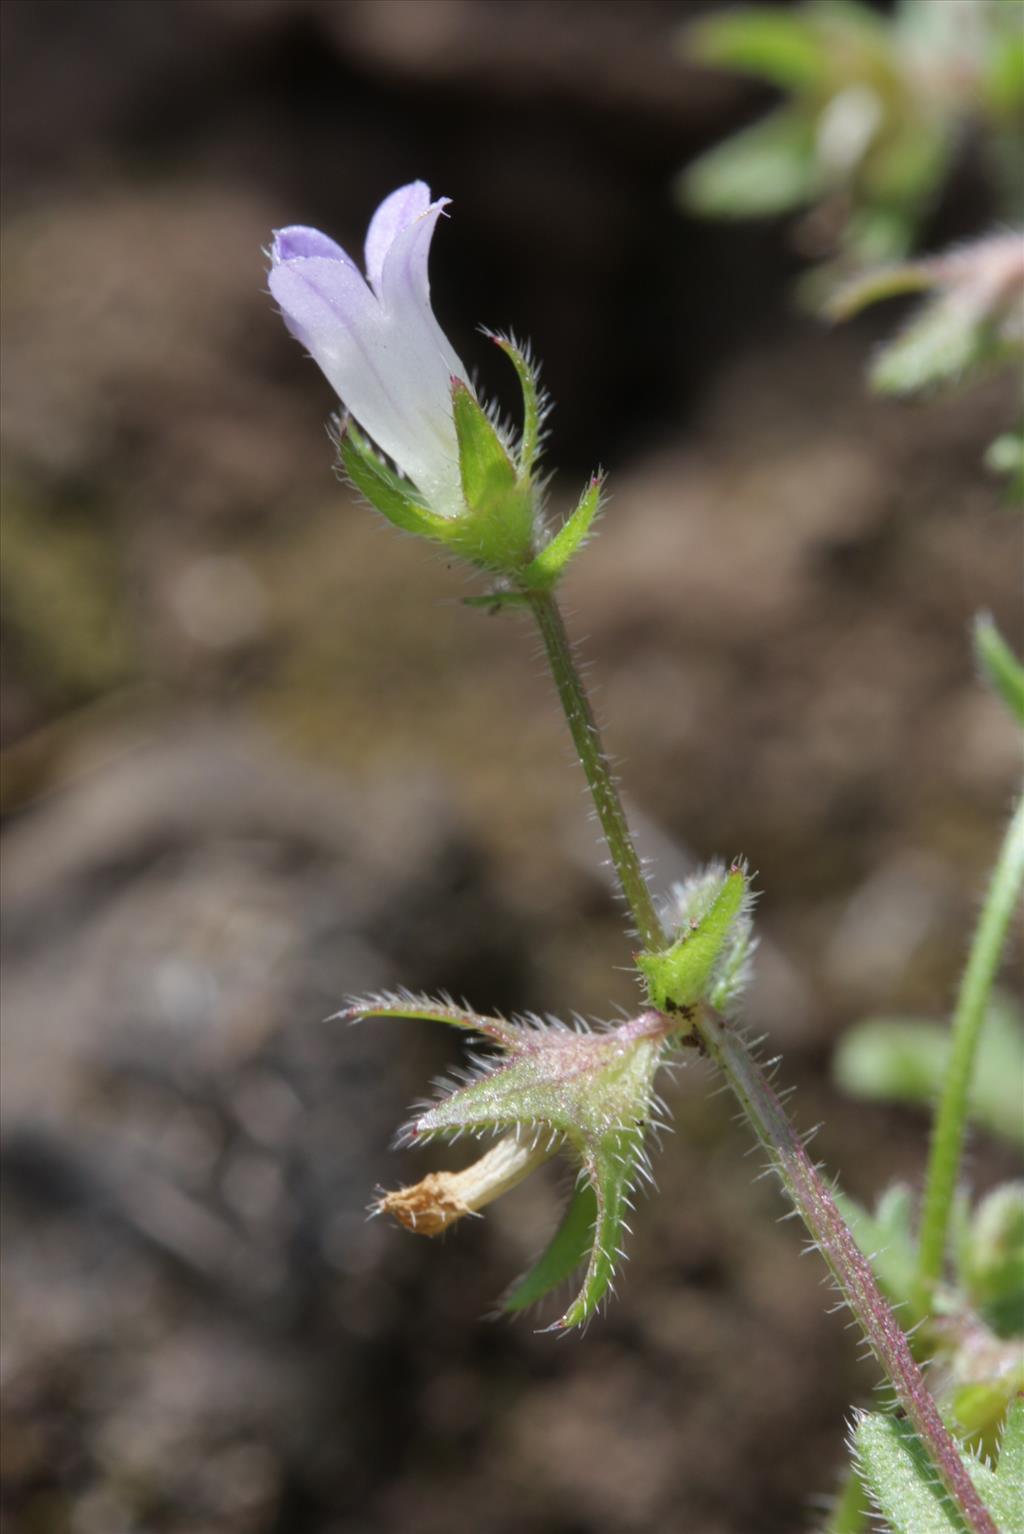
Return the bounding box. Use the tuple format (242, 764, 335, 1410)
(336, 991, 526, 1052)
(558, 1125, 648, 1330)
(502, 1181, 597, 1314)
(488, 333, 546, 478)
(339, 423, 454, 541)
(448, 378, 536, 572)
(637, 861, 754, 1018)
(521, 474, 606, 592)
(410, 1013, 664, 1148)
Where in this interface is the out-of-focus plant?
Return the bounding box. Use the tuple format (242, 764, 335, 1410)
(677, 0, 1024, 266)
(827, 233, 1024, 492)
(678, 57, 1022, 1508)
(266, 183, 1021, 1534)
(826, 234, 1024, 396)
(827, 616, 1024, 1529)
(835, 992, 1023, 1150)
(679, 0, 1024, 491)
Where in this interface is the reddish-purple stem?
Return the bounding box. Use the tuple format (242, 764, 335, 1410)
(697, 1006, 997, 1534)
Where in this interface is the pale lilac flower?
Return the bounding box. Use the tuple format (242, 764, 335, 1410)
(269, 182, 471, 515)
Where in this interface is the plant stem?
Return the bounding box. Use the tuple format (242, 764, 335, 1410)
(916, 794, 1024, 1308)
(526, 587, 998, 1534)
(698, 1005, 998, 1534)
(527, 589, 665, 953)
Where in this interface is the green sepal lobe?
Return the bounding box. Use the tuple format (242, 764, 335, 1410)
(502, 1181, 597, 1314)
(638, 863, 751, 1015)
(488, 333, 544, 477)
(339, 424, 452, 541)
(449, 379, 535, 572)
(521, 475, 605, 592)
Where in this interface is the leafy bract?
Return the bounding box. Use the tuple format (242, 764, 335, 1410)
(340, 424, 453, 541)
(854, 1412, 1000, 1534)
(638, 863, 753, 1017)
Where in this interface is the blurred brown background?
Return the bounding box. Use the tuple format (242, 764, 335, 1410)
(1, 3, 1020, 1532)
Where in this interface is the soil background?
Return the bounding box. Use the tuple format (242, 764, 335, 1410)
(2, 4, 1021, 1533)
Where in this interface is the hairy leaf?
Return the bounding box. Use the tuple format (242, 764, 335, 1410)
(854, 1412, 998, 1534)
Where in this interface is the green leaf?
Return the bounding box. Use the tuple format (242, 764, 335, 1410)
(521, 475, 605, 591)
(845, 203, 918, 264)
(854, 1411, 998, 1534)
(502, 1181, 597, 1313)
(834, 997, 1024, 1148)
(952, 1375, 1024, 1443)
(984, 433, 1024, 500)
(960, 1183, 1024, 1337)
(859, 119, 950, 214)
(984, 23, 1024, 119)
(986, 1393, 1024, 1533)
(683, 8, 827, 89)
(339, 426, 453, 540)
(826, 259, 936, 321)
(996, 1398, 1024, 1524)
(975, 614, 1024, 727)
(869, 295, 982, 396)
(637, 863, 750, 1016)
(450, 380, 535, 572)
(679, 108, 821, 220)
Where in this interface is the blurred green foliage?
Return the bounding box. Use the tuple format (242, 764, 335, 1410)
(833, 993, 1024, 1149)
(678, 0, 1024, 266)
(974, 614, 1024, 724)
(679, 0, 1024, 489)
(827, 235, 1023, 444)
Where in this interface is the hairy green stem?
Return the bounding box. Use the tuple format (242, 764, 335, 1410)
(527, 587, 998, 1534)
(698, 1007, 998, 1534)
(916, 794, 1024, 1308)
(527, 589, 665, 952)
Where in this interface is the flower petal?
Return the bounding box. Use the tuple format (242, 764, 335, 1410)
(272, 225, 357, 265)
(376, 197, 471, 460)
(379, 198, 455, 342)
(271, 252, 463, 509)
(268, 252, 377, 358)
(269, 192, 473, 513)
(363, 181, 433, 294)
